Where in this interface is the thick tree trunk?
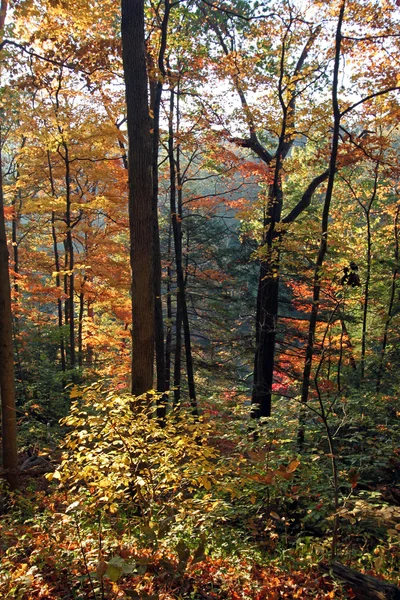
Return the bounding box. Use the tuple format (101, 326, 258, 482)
(121, 0, 154, 396)
(0, 144, 19, 490)
(251, 160, 283, 417)
(252, 252, 280, 418)
(0, 4, 18, 489)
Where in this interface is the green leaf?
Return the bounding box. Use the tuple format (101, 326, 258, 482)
(105, 563, 122, 582)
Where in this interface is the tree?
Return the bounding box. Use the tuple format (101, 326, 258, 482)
(0, 0, 18, 489)
(121, 0, 155, 396)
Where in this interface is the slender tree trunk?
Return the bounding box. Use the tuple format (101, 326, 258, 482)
(78, 276, 87, 370)
(63, 145, 75, 369)
(11, 149, 25, 389)
(149, 1, 171, 416)
(298, 0, 345, 447)
(121, 0, 154, 396)
(48, 152, 67, 375)
(0, 143, 18, 490)
(165, 223, 172, 391)
(173, 295, 182, 405)
(359, 166, 378, 381)
(169, 88, 197, 413)
(340, 317, 357, 372)
(376, 203, 399, 392)
(87, 301, 94, 367)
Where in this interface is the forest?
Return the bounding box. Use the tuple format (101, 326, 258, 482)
(0, 0, 399, 598)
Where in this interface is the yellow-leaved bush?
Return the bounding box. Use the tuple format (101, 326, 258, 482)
(49, 383, 224, 522)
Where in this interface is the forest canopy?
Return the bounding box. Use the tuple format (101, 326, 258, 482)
(0, 0, 399, 598)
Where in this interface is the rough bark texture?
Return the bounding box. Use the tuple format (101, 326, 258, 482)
(121, 0, 154, 396)
(0, 145, 19, 490)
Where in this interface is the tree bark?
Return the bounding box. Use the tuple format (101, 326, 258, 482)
(298, 0, 345, 446)
(0, 0, 18, 490)
(121, 0, 154, 396)
(148, 1, 171, 415)
(48, 152, 67, 376)
(359, 166, 379, 382)
(376, 203, 399, 392)
(165, 222, 172, 390)
(0, 142, 19, 490)
(168, 88, 197, 413)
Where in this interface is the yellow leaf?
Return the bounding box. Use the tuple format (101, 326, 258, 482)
(200, 476, 212, 490)
(70, 386, 82, 399)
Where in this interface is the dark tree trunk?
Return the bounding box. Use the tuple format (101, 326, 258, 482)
(1, 2, 19, 490)
(0, 143, 19, 490)
(121, 0, 154, 396)
(252, 227, 281, 418)
(298, 0, 345, 447)
(173, 294, 182, 405)
(376, 204, 399, 392)
(165, 223, 172, 391)
(87, 302, 94, 367)
(149, 1, 171, 417)
(168, 88, 197, 414)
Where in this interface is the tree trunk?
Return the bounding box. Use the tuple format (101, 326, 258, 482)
(298, 0, 345, 447)
(0, 143, 19, 490)
(165, 223, 172, 391)
(63, 144, 75, 370)
(359, 166, 378, 382)
(376, 204, 399, 392)
(169, 88, 197, 413)
(252, 247, 281, 418)
(121, 0, 154, 396)
(48, 152, 66, 376)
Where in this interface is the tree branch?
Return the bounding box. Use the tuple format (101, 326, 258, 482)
(229, 135, 274, 164)
(282, 168, 330, 224)
(340, 85, 400, 117)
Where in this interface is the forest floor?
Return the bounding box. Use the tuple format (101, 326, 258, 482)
(0, 475, 367, 600)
